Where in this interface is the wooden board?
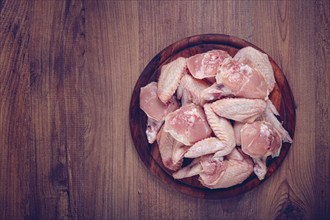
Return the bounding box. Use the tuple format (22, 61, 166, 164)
(129, 34, 296, 199)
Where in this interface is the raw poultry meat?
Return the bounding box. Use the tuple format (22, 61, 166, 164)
(187, 50, 231, 79)
(211, 98, 267, 123)
(138, 46, 293, 189)
(173, 158, 202, 179)
(233, 121, 244, 146)
(200, 83, 233, 101)
(252, 158, 268, 181)
(263, 100, 293, 144)
(156, 127, 188, 171)
(199, 148, 254, 189)
(140, 82, 179, 121)
(158, 57, 186, 103)
(265, 99, 280, 116)
(164, 104, 212, 146)
(198, 154, 226, 186)
(216, 59, 269, 99)
(241, 121, 282, 158)
(240, 121, 282, 180)
(177, 74, 209, 106)
(234, 46, 275, 92)
(140, 82, 179, 143)
(204, 103, 236, 150)
(146, 118, 163, 144)
(184, 137, 230, 158)
(174, 148, 254, 189)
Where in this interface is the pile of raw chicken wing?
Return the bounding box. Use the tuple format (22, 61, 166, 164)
(139, 46, 292, 189)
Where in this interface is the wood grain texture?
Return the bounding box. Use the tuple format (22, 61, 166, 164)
(315, 0, 330, 219)
(0, 0, 329, 219)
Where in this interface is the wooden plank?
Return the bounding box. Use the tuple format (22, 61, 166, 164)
(0, 1, 33, 219)
(80, 1, 140, 219)
(27, 0, 87, 218)
(315, 0, 330, 218)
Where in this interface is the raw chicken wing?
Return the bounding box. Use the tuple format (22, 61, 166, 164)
(204, 103, 236, 150)
(157, 127, 188, 171)
(216, 59, 268, 99)
(199, 148, 254, 189)
(140, 82, 179, 143)
(164, 104, 212, 146)
(184, 137, 230, 158)
(172, 158, 202, 179)
(177, 74, 209, 106)
(158, 57, 186, 103)
(234, 46, 275, 92)
(140, 82, 179, 121)
(241, 121, 281, 158)
(211, 98, 266, 123)
(263, 100, 293, 144)
(241, 121, 282, 180)
(187, 50, 231, 79)
(174, 148, 254, 189)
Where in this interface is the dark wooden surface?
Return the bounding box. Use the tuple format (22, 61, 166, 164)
(0, 0, 329, 219)
(130, 34, 296, 199)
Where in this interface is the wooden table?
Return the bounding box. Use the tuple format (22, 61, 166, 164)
(0, 1, 329, 219)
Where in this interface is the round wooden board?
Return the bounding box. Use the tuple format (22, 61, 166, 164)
(129, 34, 296, 199)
